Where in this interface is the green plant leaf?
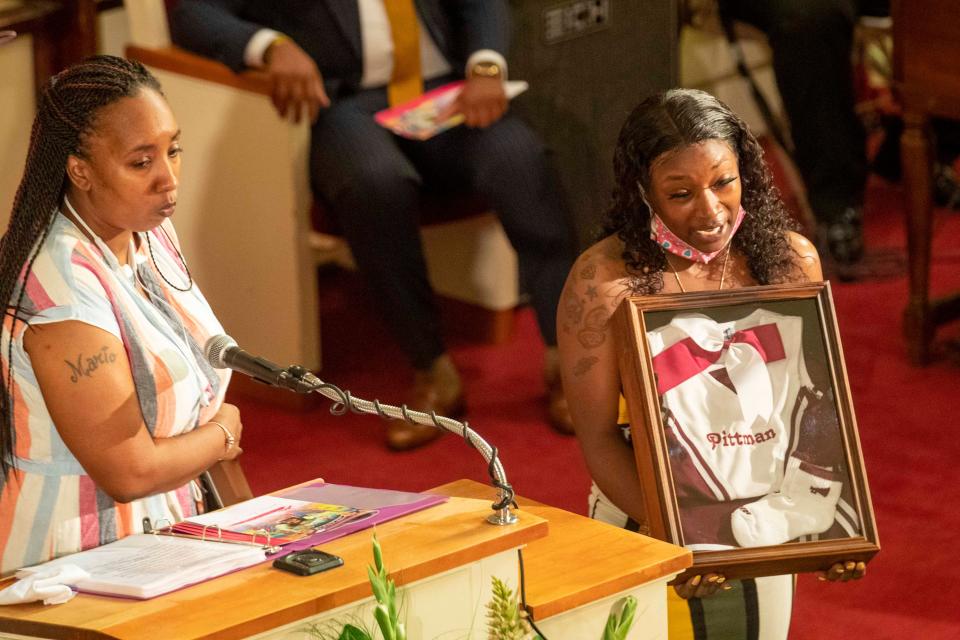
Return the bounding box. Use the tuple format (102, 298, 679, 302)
(367, 566, 386, 603)
(387, 583, 398, 620)
(337, 624, 372, 640)
(372, 532, 383, 571)
(602, 595, 638, 640)
(373, 604, 397, 640)
(305, 534, 408, 640)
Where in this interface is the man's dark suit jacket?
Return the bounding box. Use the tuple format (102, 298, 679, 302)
(170, 0, 511, 101)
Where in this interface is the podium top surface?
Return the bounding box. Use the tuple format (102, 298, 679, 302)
(0, 493, 547, 640)
(431, 479, 692, 620)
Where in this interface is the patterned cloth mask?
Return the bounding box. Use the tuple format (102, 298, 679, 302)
(650, 205, 747, 264)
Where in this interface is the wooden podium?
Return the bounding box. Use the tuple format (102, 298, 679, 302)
(0, 481, 690, 639)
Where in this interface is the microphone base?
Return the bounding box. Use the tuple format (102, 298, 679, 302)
(487, 509, 519, 526)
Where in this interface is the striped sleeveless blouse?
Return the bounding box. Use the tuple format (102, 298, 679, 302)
(0, 211, 230, 575)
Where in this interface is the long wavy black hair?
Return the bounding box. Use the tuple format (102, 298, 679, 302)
(602, 88, 803, 294)
(1, 56, 162, 480)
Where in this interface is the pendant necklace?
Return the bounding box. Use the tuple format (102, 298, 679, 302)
(667, 246, 731, 293)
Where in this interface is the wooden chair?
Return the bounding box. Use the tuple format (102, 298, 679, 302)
(123, 1, 519, 373)
(892, 0, 960, 364)
(203, 460, 253, 508)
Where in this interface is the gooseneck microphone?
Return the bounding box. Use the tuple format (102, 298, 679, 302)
(203, 334, 517, 525)
(204, 335, 319, 393)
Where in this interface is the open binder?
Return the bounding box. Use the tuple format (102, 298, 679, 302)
(160, 481, 447, 553)
(158, 496, 376, 552)
(15, 534, 267, 600)
(16, 481, 447, 600)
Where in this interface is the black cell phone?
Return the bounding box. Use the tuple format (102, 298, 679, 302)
(273, 548, 344, 576)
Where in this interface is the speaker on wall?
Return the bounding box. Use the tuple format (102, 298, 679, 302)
(508, 0, 679, 247)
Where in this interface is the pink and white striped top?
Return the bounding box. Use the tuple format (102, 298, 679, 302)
(0, 211, 230, 575)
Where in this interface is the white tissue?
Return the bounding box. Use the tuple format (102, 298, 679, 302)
(0, 565, 90, 605)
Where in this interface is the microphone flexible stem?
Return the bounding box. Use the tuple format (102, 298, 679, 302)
(293, 369, 517, 525)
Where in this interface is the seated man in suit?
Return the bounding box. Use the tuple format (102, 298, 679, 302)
(171, 0, 576, 449)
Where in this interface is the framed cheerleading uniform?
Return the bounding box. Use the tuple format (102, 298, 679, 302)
(646, 309, 857, 549)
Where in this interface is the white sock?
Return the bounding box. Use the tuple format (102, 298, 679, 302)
(731, 456, 842, 547)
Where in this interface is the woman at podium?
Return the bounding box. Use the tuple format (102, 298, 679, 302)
(0, 56, 242, 575)
(557, 89, 865, 638)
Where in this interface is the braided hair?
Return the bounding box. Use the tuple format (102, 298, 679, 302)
(602, 88, 803, 295)
(1, 55, 162, 479)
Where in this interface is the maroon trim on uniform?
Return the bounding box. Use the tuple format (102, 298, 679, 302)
(709, 367, 737, 392)
(665, 416, 720, 503)
(786, 385, 826, 477)
(653, 322, 787, 395)
(666, 410, 732, 502)
(786, 387, 807, 473)
(798, 460, 839, 481)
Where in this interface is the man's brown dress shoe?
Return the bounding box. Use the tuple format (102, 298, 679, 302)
(386, 354, 465, 451)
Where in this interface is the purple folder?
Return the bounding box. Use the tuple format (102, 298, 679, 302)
(267, 483, 448, 556)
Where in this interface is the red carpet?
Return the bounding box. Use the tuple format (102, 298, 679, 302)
(788, 180, 960, 640)
(234, 177, 960, 639)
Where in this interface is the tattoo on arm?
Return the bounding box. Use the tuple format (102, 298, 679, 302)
(65, 346, 118, 383)
(560, 257, 603, 335)
(573, 356, 599, 377)
(560, 288, 585, 335)
(577, 305, 609, 349)
(562, 252, 630, 345)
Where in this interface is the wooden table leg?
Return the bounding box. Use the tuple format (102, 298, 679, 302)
(900, 109, 935, 364)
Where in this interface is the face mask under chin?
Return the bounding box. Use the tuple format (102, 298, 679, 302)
(649, 206, 746, 264)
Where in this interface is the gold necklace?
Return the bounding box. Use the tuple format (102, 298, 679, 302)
(666, 246, 731, 293)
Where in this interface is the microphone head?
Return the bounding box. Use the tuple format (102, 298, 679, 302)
(204, 334, 238, 368)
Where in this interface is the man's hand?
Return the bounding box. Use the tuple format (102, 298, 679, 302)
(265, 38, 330, 123)
(444, 76, 507, 129)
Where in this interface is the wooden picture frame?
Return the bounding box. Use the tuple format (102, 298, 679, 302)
(614, 282, 879, 582)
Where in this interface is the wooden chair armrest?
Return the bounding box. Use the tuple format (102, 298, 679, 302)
(126, 44, 272, 96)
(205, 459, 254, 507)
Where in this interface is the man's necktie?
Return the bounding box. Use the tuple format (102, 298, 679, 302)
(383, 0, 423, 106)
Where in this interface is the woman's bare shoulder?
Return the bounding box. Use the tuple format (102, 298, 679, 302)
(575, 235, 633, 282)
(559, 236, 635, 336)
(785, 230, 824, 281)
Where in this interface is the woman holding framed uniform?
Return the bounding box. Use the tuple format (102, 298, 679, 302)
(557, 89, 867, 639)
